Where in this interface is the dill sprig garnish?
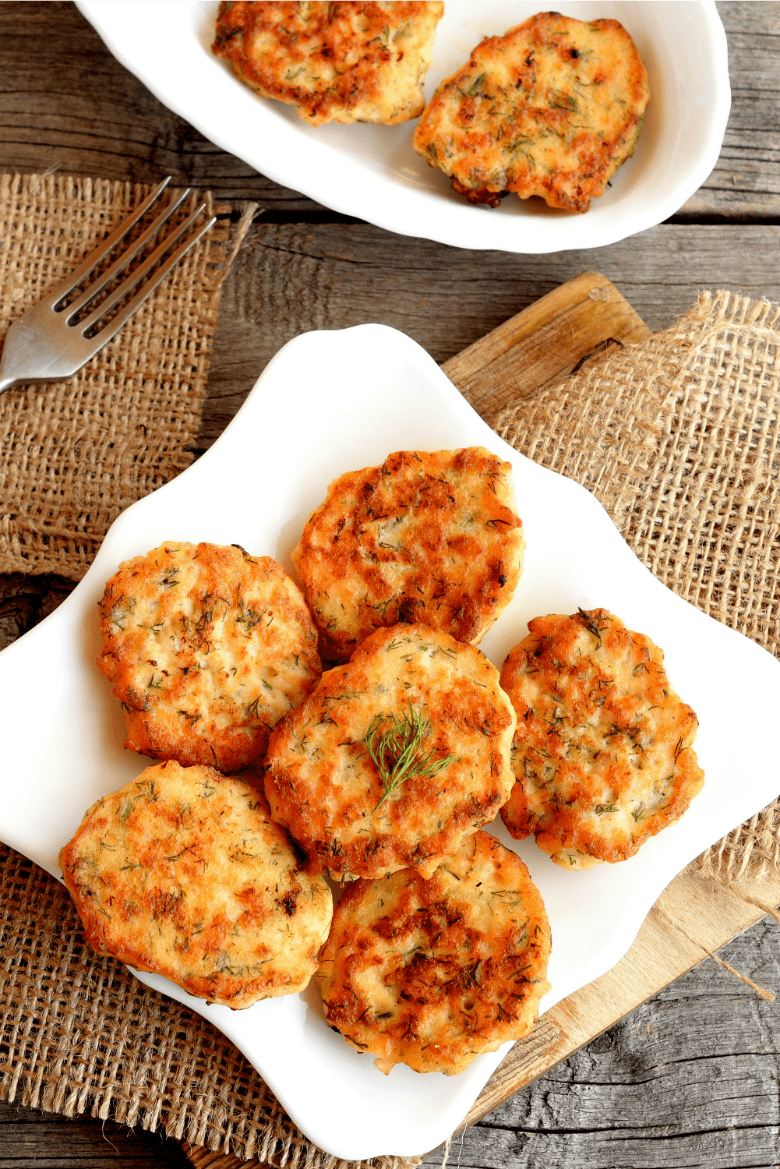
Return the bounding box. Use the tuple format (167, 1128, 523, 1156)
(365, 700, 453, 813)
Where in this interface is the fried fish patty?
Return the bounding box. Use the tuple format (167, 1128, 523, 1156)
(97, 542, 322, 774)
(317, 830, 551, 1074)
(264, 623, 516, 881)
(59, 761, 333, 1008)
(500, 609, 705, 869)
(292, 447, 524, 663)
(413, 12, 650, 212)
(212, 1, 444, 127)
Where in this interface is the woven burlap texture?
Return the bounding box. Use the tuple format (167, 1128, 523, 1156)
(1, 286, 779, 1169)
(0, 172, 417, 1169)
(0, 172, 253, 579)
(495, 288, 780, 883)
(0, 845, 420, 1169)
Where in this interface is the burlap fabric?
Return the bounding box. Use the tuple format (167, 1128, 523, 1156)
(0, 173, 417, 1169)
(1, 277, 779, 1168)
(494, 288, 780, 885)
(0, 172, 254, 578)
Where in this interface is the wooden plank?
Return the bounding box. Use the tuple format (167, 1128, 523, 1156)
(419, 917, 780, 1168)
(0, 3, 775, 220)
(0, 1097, 194, 1168)
(441, 271, 652, 422)
(682, 0, 780, 219)
(460, 866, 780, 1133)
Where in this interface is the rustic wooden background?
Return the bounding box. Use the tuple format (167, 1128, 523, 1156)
(0, 2, 779, 1167)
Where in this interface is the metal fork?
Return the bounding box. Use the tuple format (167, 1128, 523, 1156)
(0, 177, 216, 395)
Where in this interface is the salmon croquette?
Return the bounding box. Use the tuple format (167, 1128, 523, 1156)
(500, 608, 705, 869)
(413, 12, 650, 212)
(263, 623, 516, 881)
(317, 830, 551, 1074)
(292, 447, 525, 663)
(97, 541, 322, 773)
(59, 761, 333, 1008)
(212, 1, 444, 126)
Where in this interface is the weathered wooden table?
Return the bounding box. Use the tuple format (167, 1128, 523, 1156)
(1, 2, 779, 1166)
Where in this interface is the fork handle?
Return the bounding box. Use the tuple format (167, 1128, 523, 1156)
(0, 375, 17, 395)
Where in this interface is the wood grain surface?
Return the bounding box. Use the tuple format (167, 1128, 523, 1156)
(0, 3, 779, 1168)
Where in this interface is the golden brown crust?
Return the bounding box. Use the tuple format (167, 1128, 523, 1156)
(292, 447, 525, 663)
(263, 623, 517, 880)
(212, 0, 444, 126)
(97, 541, 322, 774)
(59, 762, 333, 1008)
(413, 11, 650, 212)
(317, 831, 551, 1074)
(500, 609, 705, 869)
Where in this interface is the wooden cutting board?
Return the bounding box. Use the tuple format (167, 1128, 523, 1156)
(182, 272, 780, 1169)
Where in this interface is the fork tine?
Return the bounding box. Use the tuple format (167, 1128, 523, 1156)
(45, 177, 174, 307)
(0, 180, 218, 396)
(76, 205, 217, 347)
(60, 183, 194, 320)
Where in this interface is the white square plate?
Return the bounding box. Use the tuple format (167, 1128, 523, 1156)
(1, 325, 778, 1159)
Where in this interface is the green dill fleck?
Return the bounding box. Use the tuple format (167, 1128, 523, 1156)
(549, 89, 579, 113)
(177, 709, 202, 725)
(235, 607, 262, 634)
(109, 597, 135, 630)
(365, 700, 454, 813)
(578, 607, 608, 644)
